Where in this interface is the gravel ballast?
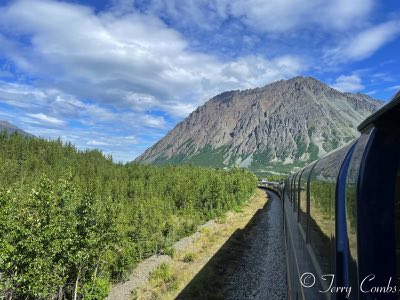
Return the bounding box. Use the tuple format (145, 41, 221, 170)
(224, 190, 287, 299)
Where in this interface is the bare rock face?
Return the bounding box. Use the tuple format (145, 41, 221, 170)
(135, 77, 382, 174)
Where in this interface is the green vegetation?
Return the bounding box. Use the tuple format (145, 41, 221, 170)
(0, 131, 257, 300)
(264, 174, 286, 182)
(251, 149, 271, 168)
(322, 132, 339, 152)
(185, 145, 227, 168)
(251, 145, 318, 176)
(307, 126, 316, 138)
(310, 180, 334, 215)
(149, 263, 178, 292)
(153, 145, 228, 169)
(308, 142, 320, 161)
(182, 252, 196, 263)
(295, 136, 307, 159)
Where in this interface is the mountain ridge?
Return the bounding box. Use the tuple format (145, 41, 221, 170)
(136, 76, 383, 174)
(0, 120, 34, 137)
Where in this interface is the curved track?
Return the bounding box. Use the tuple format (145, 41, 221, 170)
(224, 190, 287, 299)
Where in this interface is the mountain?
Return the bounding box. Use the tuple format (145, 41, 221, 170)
(0, 120, 34, 137)
(136, 76, 383, 174)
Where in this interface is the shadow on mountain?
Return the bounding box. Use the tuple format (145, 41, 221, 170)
(176, 193, 270, 300)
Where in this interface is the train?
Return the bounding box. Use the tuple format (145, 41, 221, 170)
(282, 91, 400, 300)
(258, 179, 283, 198)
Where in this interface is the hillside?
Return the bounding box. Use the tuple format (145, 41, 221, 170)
(136, 76, 382, 174)
(0, 120, 34, 137)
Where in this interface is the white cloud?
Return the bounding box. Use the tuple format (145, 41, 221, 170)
(87, 140, 109, 146)
(0, 80, 168, 130)
(158, 102, 197, 118)
(331, 74, 364, 93)
(322, 0, 373, 30)
(365, 90, 378, 96)
(325, 21, 400, 63)
(140, 115, 166, 128)
(221, 55, 304, 87)
(230, 0, 321, 33)
(345, 21, 400, 60)
(139, 0, 373, 33)
(26, 113, 66, 127)
(3, 0, 388, 162)
(0, 0, 305, 120)
(387, 85, 400, 91)
(0, 81, 47, 108)
(0, 80, 167, 161)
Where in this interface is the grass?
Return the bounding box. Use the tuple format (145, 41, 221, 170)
(133, 263, 179, 299)
(186, 145, 227, 168)
(216, 213, 227, 224)
(149, 263, 177, 287)
(182, 253, 197, 263)
(132, 188, 268, 300)
(152, 144, 228, 168)
(162, 246, 176, 258)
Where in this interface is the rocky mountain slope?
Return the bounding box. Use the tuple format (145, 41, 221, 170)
(136, 77, 382, 174)
(0, 120, 33, 137)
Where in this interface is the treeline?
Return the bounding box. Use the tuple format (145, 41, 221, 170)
(0, 132, 257, 299)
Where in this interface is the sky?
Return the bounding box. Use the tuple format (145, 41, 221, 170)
(0, 0, 399, 162)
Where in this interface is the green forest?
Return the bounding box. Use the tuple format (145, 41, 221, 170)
(0, 132, 257, 299)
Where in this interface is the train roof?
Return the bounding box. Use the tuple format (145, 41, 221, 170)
(358, 90, 400, 133)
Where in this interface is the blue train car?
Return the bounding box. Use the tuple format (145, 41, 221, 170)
(283, 91, 400, 300)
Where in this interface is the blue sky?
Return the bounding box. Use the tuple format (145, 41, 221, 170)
(0, 0, 399, 162)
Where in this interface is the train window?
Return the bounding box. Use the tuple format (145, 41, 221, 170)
(309, 143, 353, 276)
(335, 142, 356, 290)
(291, 175, 296, 208)
(345, 132, 371, 292)
(292, 174, 296, 211)
(293, 172, 300, 212)
(299, 163, 315, 237)
(297, 169, 304, 222)
(284, 179, 288, 200)
(296, 172, 301, 212)
(395, 167, 400, 287)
